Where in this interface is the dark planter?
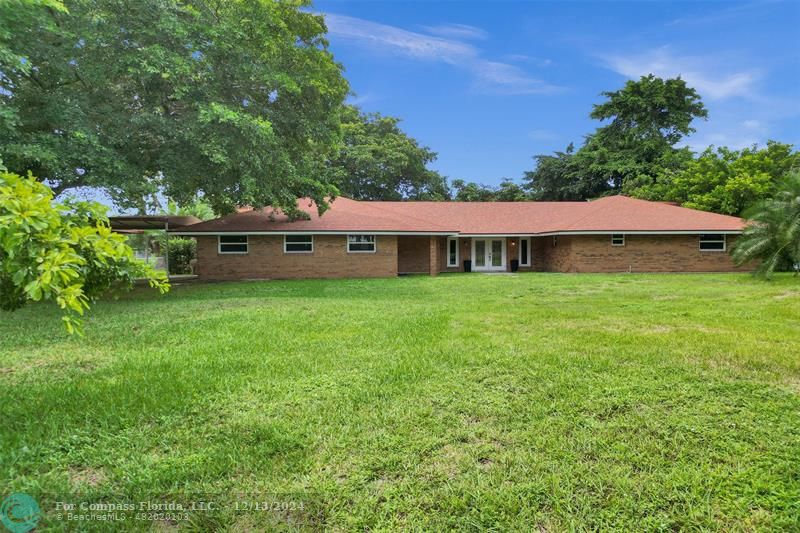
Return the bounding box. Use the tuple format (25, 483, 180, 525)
(463, 259, 472, 273)
(510, 259, 519, 272)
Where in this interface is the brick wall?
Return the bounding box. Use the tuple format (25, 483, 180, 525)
(534, 235, 573, 272)
(195, 233, 750, 280)
(196, 234, 398, 280)
(534, 234, 748, 273)
(531, 237, 548, 272)
(397, 236, 430, 273)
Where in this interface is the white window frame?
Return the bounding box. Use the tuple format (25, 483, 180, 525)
(284, 234, 313, 254)
(218, 235, 248, 254)
(519, 237, 531, 266)
(447, 237, 459, 267)
(347, 234, 376, 253)
(699, 234, 726, 252)
(611, 234, 625, 247)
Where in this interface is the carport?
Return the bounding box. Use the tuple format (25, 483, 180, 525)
(108, 215, 201, 276)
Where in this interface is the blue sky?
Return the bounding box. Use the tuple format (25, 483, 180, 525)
(317, 0, 800, 186)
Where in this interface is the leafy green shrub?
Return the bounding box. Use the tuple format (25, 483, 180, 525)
(0, 172, 169, 333)
(168, 237, 197, 275)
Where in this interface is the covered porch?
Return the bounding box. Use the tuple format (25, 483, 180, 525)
(397, 235, 540, 275)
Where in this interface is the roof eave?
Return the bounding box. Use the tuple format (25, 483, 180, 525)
(170, 230, 459, 236)
(171, 229, 744, 236)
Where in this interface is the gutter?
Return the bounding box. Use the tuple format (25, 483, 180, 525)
(172, 229, 744, 237)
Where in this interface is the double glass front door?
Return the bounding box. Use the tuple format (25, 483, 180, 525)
(472, 238, 505, 271)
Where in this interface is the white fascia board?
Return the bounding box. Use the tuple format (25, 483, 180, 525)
(170, 230, 458, 236)
(172, 229, 743, 237)
(534, 230, 744, 236)
(458, 234, 534, 237)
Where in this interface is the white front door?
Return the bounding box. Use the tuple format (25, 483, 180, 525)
(472, 238, 506, 271)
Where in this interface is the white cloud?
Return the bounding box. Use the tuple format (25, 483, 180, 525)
(421, 23, 488, 41)
(324, 13, 562, 95)
(666, 0, 774, 27)
(599, 46, 759, 100)
(325, 14, 474, 63)
(505, 54, 553, 67)
(470, 61, 560, 95)
(740, 119, 769, 135)
(682, 132, 761, 152)
(682, 115, 771, 152)
(346, 92, 375, 107)
(528, 129, 559, 141)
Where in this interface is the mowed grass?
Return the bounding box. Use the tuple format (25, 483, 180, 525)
(1, 273, 799, 530)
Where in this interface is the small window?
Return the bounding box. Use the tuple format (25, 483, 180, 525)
(447, 237, 459, 267)
(519, 237, 531, 266)
(611, 234, 625, 246)
(284, 235, 313, 253)
(552, 236, 558, 247)
(218, 235, 248, 254)
(347, 235, 376, 253)
(699, 234, 726, 251)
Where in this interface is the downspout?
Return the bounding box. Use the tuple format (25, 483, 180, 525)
(165, 218, 170, 277)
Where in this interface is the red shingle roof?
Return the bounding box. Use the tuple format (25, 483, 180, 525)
(174, 195, 745, 235)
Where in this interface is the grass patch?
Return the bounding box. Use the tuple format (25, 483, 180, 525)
(1, 273, 799, 530)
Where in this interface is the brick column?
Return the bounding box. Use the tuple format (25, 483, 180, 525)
(429, 236, 439, 277)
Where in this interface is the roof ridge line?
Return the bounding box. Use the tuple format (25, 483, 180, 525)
(558, 196, 616, 232)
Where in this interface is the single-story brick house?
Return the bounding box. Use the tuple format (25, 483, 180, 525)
(170, 195, 750, 280)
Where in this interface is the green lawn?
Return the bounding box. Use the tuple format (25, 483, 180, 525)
(1, 274, 799, 530)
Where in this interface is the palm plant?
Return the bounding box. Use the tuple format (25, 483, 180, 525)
(732, 170, 800, 276)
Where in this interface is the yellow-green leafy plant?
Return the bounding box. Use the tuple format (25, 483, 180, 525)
(0, 172, 169, 333)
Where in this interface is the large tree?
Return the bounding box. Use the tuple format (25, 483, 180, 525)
(0, 0, 349, 214)
(524, 75, 706, 200)
(494, 178, 528, 201)
(449, 178, 528, 201)
(658, 142, 800, 216)
(328, 106, 448, 200)
(450, 179, 497, 201)
(523, 143, 583, 200)
(588, 74, 706, 194)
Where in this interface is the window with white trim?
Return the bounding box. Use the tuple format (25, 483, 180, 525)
(699, 234, 726, 251)
(284, 235, 313, 253)
(447, 237, 459, 267)
(347, 235, 376, 253)
(611, 234, 625, 246)
(218, 235, 248, 254)
(519, 237, 531, 266)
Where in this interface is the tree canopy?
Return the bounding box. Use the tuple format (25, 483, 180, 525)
(655, 142, 800, 216)
(160, 198, 216, 221)
(524, 75, 706, 201)
(524, 143, 579, 200)
(450, 178, 529, 201)
(0, 0, 349, 214)
(328, 106, 449, 200)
